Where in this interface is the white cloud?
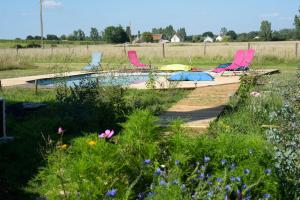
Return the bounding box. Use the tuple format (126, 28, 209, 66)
(259, 12, 280, 18)
(43, 0, 63, 9)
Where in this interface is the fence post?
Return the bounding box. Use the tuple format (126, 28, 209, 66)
(296, 43, 298, 57)
(16, 46, 19, 55)
(204, 42, 207, 56)
(162, 43, 166, 58)
(35, 80, 38, 95)
(248, 42, 251, 50)
(0, 80, 2, 91)
(86, 43, 89, 51)
(123, 43, 127, 57)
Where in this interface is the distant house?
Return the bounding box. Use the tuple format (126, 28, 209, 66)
(204, 36, 214, 43)
(216, 35, 223, 42)
(152, 34, 163, 42)
(254, 36, 260, 40)
(171, 34, 183, 43)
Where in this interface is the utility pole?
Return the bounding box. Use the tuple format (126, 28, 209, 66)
(40, 0, 44, 48)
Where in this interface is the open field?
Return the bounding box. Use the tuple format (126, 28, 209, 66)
(0, 41, 299, 79)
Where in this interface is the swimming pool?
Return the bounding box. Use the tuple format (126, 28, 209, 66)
(32, 72, 172, 87)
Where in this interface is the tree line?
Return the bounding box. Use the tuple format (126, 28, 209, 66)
(25, 7, 300, 44)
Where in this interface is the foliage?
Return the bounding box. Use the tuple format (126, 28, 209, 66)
(260, 21, 272, 41)
(177, 28, 187, 41)
(226, 30, 237, 40)
(126, 26, 132, 43)
(46, 34, 59, 40)
(295, 7, 300, 40)
(220, 27, 228, 36)
(103, 26, 129, 44)
(265, 74, 300, 199)
(202, 32, 214, 38)
(90, 27, 100, 41)
(142, 32, 154, 43)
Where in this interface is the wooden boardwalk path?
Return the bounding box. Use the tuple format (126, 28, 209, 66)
(160, 83, 240, 129)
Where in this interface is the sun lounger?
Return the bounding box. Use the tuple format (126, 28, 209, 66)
(127, 50, 149, 69)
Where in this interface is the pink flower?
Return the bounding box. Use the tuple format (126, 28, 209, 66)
(58, 127, 65, 134)
(99, 129, 114, 139)
(250, 91, 261, 97)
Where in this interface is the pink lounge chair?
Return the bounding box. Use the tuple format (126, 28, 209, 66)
(225, 49, 255, 71)
(127, 50, 149, 69)
(212, 50, 245, 73)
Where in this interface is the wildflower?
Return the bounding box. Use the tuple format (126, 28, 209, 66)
(175, 160, 180, 165)
(206, 173, 211, 177)
(99, 129, 114, 139)
(230, 176, 235, 182)
(146, 192, 153, 197)
(207, 191, 213, 197)
(221, 159, 227, 165)
(106, 189, 117, 198)
(144, 159, 151, 165)
(242, 184, 247, 189)
(204, 156, 211, 163)
(195, 161, 200, 165)
(216, 177, 222, 182)
(250, 91, 261, 97)
(181, 184, 186, 191)
(161, 164, 166, 168)
(88, 140, 96, 145)
(230, 163, 236, 171)
(225, 185, 231, 191)
(197, 173, 205, 180)
(236, 177, 241, 182)
(244, 169, 251, 175)
(264, 169, 272, 175)
(207, 180, 213, 185)
(159, 180, 167, 185)
(172, 180, 179, 185)
(59, 144, 68, 150)
(155, 168, 162, 175)
(248, 149, 253, 155)
(201, 165, 205, 170)
(196, 170, 201, 174)
(263, 193, 270, 199)
(57, 127, 65, 134)
(224, 195, 229, 200)
(137, 192, 143, 199)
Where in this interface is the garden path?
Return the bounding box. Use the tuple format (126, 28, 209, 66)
(160, 83, 240, 129)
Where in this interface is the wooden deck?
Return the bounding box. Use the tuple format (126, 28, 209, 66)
(160, 83, 240, 129)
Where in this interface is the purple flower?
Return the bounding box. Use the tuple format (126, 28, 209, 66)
(159, 179, 167, 185)
(207, 191, 213, 196)
(196, 169, 201, 174)
(196, 161, 200, 165)
(236, 176, 241, 182)
(225, 185, 231, 191)
(206, 173, 211, 177)
(204, 156, 211, 163)
(263, 193, 270, 199)
(201, 165, 205, 170)
(175, 160, 180, 165)
(198, 173, 205, 180)
(99, 129, 114, 139)
(221, 159, 227, 165)
(57, 127, 65, 134)
(230, 176, 236, 182)
(264, 169, 272, 175)
(155, 168, 162, 175)
(244, 169, 251, 175)
(242, 184, 247, 189)
(144, 159, 151, 165)
(207, 180, 213, 185)
(137, 192, 143, 199)
(216, 177, 222, 182)
(230, 163, 236, 171)
(146, 192, 153, 197)
(172, 180, 179, 185)
(106, 189, 117, 198)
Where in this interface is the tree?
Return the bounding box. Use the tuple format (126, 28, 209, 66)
(60, 34, 67, 40)
(90, 27, 100, 41)
(177, 28, 187, 41)
(152, 28, 163, 34)
(77, 29, 85, 40)
(259, 20, 272, 41)
(294, 7, 300, 39)
(237, 33, 248, 42)
(202, 32, 214, 38)
(126, 26, 132, 42)
(226, 30, 237, 40)
(220, 27, 228, 36)
(142, 32, 153, 42)
(46, 34, 59, 40)
(163, 25, 176, 40)
(26, 35, 34, 40)
(103, 26, 129, 43)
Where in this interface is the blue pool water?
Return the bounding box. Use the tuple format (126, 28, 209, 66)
(33, 72, 171, 87)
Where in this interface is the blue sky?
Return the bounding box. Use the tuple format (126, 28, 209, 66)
(1, 0, 299, 39)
